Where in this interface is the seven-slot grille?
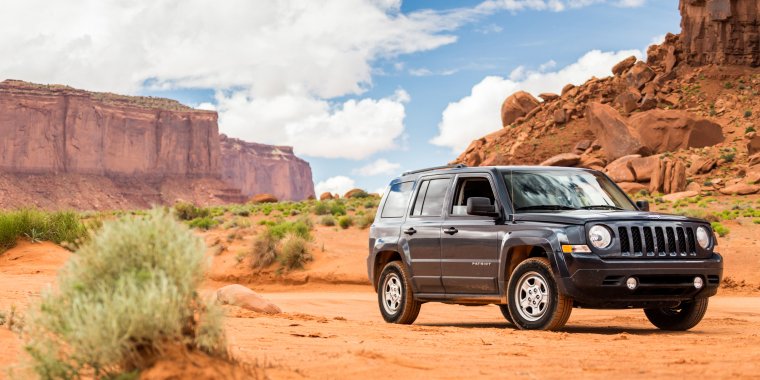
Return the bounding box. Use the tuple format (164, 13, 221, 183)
(616, 225, 697, 257)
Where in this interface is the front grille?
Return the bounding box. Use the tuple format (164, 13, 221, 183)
(612, 223, 699, 258)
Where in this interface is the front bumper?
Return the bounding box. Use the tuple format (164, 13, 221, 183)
(555, 251, 723, 309)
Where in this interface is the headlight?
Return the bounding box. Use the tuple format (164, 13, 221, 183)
(588, 225, 612, 249)
(696, 226, 710, 249)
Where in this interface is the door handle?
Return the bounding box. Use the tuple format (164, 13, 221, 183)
(444, 227, 458, 235)
(404, 228, 417, 235)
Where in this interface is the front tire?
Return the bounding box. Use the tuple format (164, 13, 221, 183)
(507, 257, 572, 331)
(644, 299, 709, 331)
(377, 261, 421, 324)
(498, 305, 514, 324)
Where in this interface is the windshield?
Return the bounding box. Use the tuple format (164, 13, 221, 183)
(501, 170, 636, 212)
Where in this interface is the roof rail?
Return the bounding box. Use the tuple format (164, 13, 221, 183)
(401, 164, 468, 176)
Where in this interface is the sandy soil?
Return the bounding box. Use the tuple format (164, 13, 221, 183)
(2, 203, 760, 379)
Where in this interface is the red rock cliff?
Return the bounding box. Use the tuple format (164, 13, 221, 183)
(0, 80, 220, 179)
(220, 135, 315, 201)
(680, 0, 760, 67)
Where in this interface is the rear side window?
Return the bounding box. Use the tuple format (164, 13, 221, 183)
(381, 182, 414, 218)
(411, 178, 450, 217)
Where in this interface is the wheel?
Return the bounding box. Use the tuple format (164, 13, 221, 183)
(507, 257, 572, 331)
(644, 299, 709, 331)
(498, 305, 514, 324)
(377, 261, 421, 324)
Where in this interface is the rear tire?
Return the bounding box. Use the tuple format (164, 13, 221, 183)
(498, 305, 514, 324)
(507, 257, 572, 331)
(644, 299, 709, 331)
(377, 261, 421, 324)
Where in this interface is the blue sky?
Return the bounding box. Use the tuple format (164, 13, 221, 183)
(1, 0, 681, 196)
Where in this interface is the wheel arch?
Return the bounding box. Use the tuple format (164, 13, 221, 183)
(372, 250, 404, 291)
(498, 229, 567, 302)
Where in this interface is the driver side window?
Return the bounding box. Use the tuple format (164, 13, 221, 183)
(451, 177, 496, 215)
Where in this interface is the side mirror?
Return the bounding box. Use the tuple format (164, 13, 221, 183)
(636, 200, 650, 212)
(467, 197, 498, 217)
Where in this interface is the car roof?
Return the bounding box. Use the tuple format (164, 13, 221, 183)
(388, 165, 598, 185)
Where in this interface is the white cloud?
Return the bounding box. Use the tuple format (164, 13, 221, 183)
(315, 176, 356, 197)
(196, 102, 216, 111)
(374, 187, 387, 196)
(352, 159, 402, 176)
(217, 89, 410, 160)
(615, 0, 646, 7)
(430, 49, 643, 153)
(539, 60, 557, 71)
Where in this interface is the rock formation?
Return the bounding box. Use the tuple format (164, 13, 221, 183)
(679, 0, 760, 67)
(501, 91, 540, 127)
(219, 135, 315, 201)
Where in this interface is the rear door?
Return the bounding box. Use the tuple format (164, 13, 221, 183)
(401, 175, 452, 294)
(440, 174, 501, 295)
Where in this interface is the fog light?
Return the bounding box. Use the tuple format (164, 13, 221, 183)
(626, 277, 638, 290)
(694, 277, 703, 289)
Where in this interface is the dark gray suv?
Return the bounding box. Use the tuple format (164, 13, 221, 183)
(367, 164, 723, 331)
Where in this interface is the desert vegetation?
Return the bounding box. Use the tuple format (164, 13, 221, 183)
(0, 207, 98, 253)
(21, 208, 229, 379)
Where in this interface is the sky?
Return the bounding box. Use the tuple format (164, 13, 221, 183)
(0, 0, 681, 196)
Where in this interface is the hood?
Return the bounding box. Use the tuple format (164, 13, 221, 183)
(513, 210, 707, 225)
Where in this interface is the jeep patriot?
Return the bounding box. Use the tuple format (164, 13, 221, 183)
(367, 164, 723, 331)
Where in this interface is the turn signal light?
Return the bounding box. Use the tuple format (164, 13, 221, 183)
(562, 245, 591, 253)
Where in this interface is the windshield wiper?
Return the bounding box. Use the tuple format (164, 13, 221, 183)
(581, 205, 625, 210)
(516, 205, 579, 211)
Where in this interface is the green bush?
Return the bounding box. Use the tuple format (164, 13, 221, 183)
(672, 209, 706, 219)
(173, 202, 210, 221)
(318, 215, 336, 226)
(296, 214, 315, 229)
(24, 208, 227, 378)
(355, 210, 376, 229)
(724, 81, 733, 89)
(0, 207, 93, 253)
(249, 229, 278, 269)
(713, 224, 731, 237)
(312, 202, 329, 215)
(364, 200, 378, 209)
(745, 110, 753, 118)
(278, 234, 312, 270)
(338, 215, 354, 229)
(330, 203, 347, 216)
(268, 220, 312, 241)
(187, 217, 219, 230)
(349, 190, 370, 199)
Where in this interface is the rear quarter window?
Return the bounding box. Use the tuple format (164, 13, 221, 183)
(381, 182, 414, 218)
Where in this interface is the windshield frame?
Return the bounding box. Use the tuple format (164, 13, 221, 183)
(499, 168, 637, 213)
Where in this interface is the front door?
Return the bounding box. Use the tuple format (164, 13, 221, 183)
(441, 175, 500, 294)
(401, 175, 452, 294)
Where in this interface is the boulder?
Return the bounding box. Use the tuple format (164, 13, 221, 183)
(604, 155, 639, 183)
(670, 160, 687, 193)
(615, 91, 642, 107)
(217, 284, 282, 314)
(748, 136, 760, 155)
(562, 87, 579, 100)
(585, 103, 651, 162)
(540, 153, 581, 167)
(625, 61, 656, 90)
(649, 158, 664, 195)
(628, 110, 724, 154)
(719, 184, 760, 196)
(663, 161, 674, 194)
(629, 156, 660, 182)
(654, 71, 677, 86)
(369, 193, 380, 197)
(574, 140, 593, 152)
(575, 154, 606, 170)
(501, 91, 540, 127)
(539, 93, 559, 102)
(554, 109, 568, 124)
(663, 191, 698, 202)
(248, 193, 278, 204)
(561, 84, 576, 97)
(622, 100, 638, 113)
(686, 181, 701, 193)
(307, 194, 316, 200)
(612, 56, 637, 76)
(319, 192, 334, 200)
(344, 188, 365, 198)
(750, 153, 760, 167)
(617, 182, 648, 195)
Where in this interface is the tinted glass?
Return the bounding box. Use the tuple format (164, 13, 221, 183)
(420, 179, 450, 216)
(411, 180, 430, 216)
(451, 178, 495, 215)
(501, 170, 635, 212)
(381, 182, 414, 218)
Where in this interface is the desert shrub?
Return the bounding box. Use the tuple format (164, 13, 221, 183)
(0, 305, 24, 333)
(278, 234, 312, 270)
(249, 229, 278, 269)
(187, 217, 219, 230)
(747, 126, 757, 134)
(0, 207, 93, 253)
(268, 220, 312, 241)
(745, 110, 753, 118)
(312, 202, 329, 215)
(318, 215, 336, 226)
(296, 214, 315, 229)
(356, 210, 376, 229)
(221, 216, 251, 230)
(24, 208, 227, 378)
(724, 81, 733, 89)
(672, 209, 706, 219)
(719, 153, 735, 162)
(704, 212, 722, 223)
(173, 202, 210, 221)
(711, 222, 731, 237)
(364, 200, 378, 209)
(330, 203, 347, 216)
(231, 206, 251, 217)
(338, 215, 354, 229)
(350, 190, 370, 199)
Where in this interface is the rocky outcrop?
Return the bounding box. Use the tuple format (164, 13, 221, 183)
(248, 193, 278, 204)
(586, 103, 651, 161)
(501, 91, 540, 127)
(219, 135, 314, 201)
(628, 110, 725, 153)
(0, 80, 220, 179)
(679, 0, 760, 67)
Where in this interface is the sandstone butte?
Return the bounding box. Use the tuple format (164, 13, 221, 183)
(0, 80, 314, 210)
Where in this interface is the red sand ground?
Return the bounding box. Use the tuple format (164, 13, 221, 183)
(1, 202, 759, 379)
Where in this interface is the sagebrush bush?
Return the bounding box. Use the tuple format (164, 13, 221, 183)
(268, 220, 312, 241)
(173, 202, 210, 221)
(318, 215, 336, 226)
(338, 215, 354, 229)
(187, 217, 219, 230)
(0, 207, 93, 253)
(24, 208, 227, 378)
(672, 209, 706, 219)
(296, 214, 315, 229)
(349, 190, 370, 199)
(249, 229, 278, 269)
(356, 210, 376, 229)
(278, 233, 312, 270)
